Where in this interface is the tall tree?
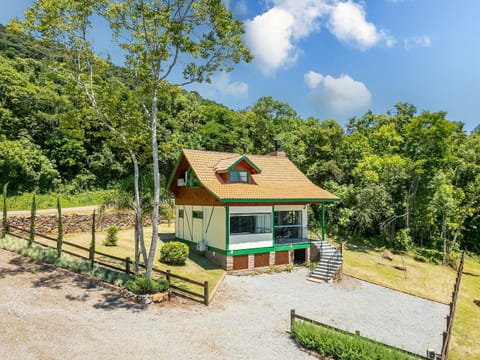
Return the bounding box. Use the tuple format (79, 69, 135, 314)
(24, 0, 252, 278)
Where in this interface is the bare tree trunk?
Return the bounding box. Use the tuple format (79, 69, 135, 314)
(146, 87, 160, 279)
(130, 149, 146, 271)
(442, 214, 449, 266)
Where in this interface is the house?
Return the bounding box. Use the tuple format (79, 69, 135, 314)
(167, 142, 339, 271)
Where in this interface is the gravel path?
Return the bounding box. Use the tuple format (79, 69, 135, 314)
(0, 249, 448, 359)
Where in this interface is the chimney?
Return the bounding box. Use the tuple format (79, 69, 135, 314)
(270, 139, 286, 157)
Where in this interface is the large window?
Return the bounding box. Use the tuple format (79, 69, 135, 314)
(230, 213, 271, 235)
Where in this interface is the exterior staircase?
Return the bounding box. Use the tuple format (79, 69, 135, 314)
(309, 240, 343, 282)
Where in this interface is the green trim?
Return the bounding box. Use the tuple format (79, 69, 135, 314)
(227, 242, 310, 256)
(322, 203, 326, 241)
(186, 168, 200, 188)
(225, 155, 261, 174)
(207, 245, 227, 255)
(167, 151, 184, 191)
(225, 206, 230, 252)
(222, 198, 339, 204)
(192, 210, 203, 219)
(271, 205, 275, 246)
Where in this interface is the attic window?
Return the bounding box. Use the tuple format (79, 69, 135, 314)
(230, 170, 249, 183)
(186, 168, 199, 188)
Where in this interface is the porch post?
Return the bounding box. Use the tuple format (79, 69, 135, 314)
(321, 202, 325, 241)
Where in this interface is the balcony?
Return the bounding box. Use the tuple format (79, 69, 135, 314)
(274, 226, 309, 245)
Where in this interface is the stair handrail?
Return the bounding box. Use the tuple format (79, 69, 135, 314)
(326, 248, 342, 279)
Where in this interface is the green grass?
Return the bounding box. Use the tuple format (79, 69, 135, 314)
(340, 242, 480, 360)
(292, 320, 420, 360)
(6, 190, 114, 211)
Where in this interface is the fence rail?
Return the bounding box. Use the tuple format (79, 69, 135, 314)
(440, 251, 465, 360)
(290, 309, 428, 359)
(6, 224, 209, 305)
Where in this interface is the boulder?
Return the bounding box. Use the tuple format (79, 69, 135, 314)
(152, 292, 169, 303)
(382, 250, 394, 261)
(393, 264, 407, 271)
(474, 299, 480, 307)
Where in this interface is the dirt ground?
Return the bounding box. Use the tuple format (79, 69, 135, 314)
(0, 248, 447, 359)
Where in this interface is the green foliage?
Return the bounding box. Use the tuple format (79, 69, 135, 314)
(291, 320, 419, 360)
(1, 183, 7, 238)
(394, 228, 412, 251)
(124, 277, 169, 295)
(89, 210, 96, 268)
(56, 197, 63, 257)
(160, 241, 189, 265)
(103, 225, 119, 246)
(28, 193, 36, 247)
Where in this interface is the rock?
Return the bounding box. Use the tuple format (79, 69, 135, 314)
(393, 264, 406, 271)
(152, 292, 169, 303)
(474, 299, 480, 307)
(382, 251, 394, 261)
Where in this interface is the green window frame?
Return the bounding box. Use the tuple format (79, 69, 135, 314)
(192, 210, 203, 219)
(229, 170, 249, 183)
(178, 209, 184, 218)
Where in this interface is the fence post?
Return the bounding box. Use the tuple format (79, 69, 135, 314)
(125, 257, 131, 274)
(166, 269, 171, 283)
(290, 309, 295, 331)
(204, 281, 209, 306)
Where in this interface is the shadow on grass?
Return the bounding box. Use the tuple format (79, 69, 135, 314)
(188, 251, 221, 271)
(344, 243, 370, 253)
(462, 271, 480, 277)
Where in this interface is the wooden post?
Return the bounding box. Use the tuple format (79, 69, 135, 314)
(290, 309, 295, 331)
(204, 280, 209, 306)
(166, 269, 171, 283)
(125, 257, 131, 274)
(321, 203, 326, 241)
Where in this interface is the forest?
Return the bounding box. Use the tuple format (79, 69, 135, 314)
(1, 23, 479, 259)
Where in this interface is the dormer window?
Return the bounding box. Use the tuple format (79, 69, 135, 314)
(230, 170, 249, 183)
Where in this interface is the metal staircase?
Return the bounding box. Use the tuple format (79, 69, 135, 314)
(309, 240, 343, 282)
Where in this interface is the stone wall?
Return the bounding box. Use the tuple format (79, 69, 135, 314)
(7, 211, 155, 235)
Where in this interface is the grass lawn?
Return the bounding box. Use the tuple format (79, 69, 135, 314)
(33, 224, 225, 299)
(341, 242, 480, 360)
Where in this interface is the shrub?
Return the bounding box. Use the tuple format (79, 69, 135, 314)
(124, 277, 169, 294)
(160, 241, 189, 265)
(103, 225, 119, 246)
(292, 320, 419, 360)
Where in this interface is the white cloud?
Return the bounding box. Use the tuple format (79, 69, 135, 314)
(305, 71, 372, 116)
(245, 8, 298, 75)
(210, 72, 248, 98)
(304, 71, 324, 89)
(245, 1, 395, 74)
(328, 1, 394, 50)
(404, 35, 432, 50)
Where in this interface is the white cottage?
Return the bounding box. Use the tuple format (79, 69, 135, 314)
(167, 146, 339, 271)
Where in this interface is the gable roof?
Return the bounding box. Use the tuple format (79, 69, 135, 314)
(169, 149, 339, 203)
(214, 155, 261, 174)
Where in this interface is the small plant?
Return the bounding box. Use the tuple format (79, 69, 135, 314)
(103, 225, 119, 246)
(124, 276, 169, 294)
(286, 263, 295, 272)
(268, 265, 280, 273)
(250, 269, 260, 276)
(160, 241, 189, 265)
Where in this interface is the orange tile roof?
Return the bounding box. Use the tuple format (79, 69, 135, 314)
(179, 149, 338, 203)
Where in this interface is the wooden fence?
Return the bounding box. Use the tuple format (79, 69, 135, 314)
(7, 224, 209, 305)
(440, 251, 465, 360)
(290, 309, 429, 359)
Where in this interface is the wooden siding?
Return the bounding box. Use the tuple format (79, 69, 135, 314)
(233, 255, 249, 270)
(174, 187, 222, 206)
(254, 253, 270, 267)
(275, 251, 289, 265)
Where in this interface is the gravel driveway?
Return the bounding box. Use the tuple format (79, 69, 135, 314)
(0, 249, 448, 359)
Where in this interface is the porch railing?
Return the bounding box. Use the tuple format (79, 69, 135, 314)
(274, 226, 308, 245)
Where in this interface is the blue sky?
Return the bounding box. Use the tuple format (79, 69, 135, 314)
(2, 1, 479, 131)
